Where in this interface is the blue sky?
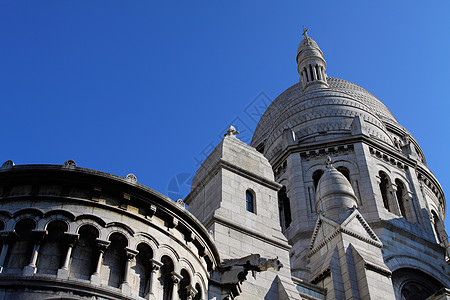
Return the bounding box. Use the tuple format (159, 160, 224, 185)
(1, 1, 449, 231)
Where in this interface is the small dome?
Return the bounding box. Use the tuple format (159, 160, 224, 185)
(296, 36, 323, 64)
(315, 159, 358, 221)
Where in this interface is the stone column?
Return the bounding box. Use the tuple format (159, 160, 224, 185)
(57, 233, 79, 278)
(171, 271, 183, 300)
(186, 284, 198, 300)
(120, 247, 138, 294)
(147, 259, 163, 300)
(312, 64, 318, 80)
(90, 239, 110, 285)
(23, 230, 46, 276)
(390, 184, 402, 216)
(0, 231, 16, 273)
(306, 66, 312, 82)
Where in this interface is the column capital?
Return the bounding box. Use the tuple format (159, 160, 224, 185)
(63, 233, 79, 247)
(95, 239, 110, 252)
(150, 258, 163, 271)
(186, 284, 198, 300)
(171, 271, 183, 284)
(125, 247, 138, 260)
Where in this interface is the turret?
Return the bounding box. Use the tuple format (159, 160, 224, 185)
(315, 157, 358, 222)
(296, 28, 329, 91)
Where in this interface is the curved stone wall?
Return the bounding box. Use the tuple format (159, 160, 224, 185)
(0, 164, 218, 300)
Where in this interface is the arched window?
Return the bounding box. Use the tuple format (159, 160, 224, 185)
(37, 220, 68, 275)
(160, 256, 174, 300)
(379, 171, 392, 212)
(246, 190, 255, 213)
(193, 283, 202, 300)
(395, 179, 408, 219)
(6, 218, 36, 274)
(133, 243, 153, 297)
(278, 186, 291, 229)
(432, 211, 442, 244)
(313, 170, 324, 190)
(337, 166, 350, 182)
(70, 225, 98, 280)
(103, 232, 127, 288)
(392, 268, 444, 300)
(178, 269, 191, 300)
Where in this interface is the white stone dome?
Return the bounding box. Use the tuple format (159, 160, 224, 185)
(251, 77, 399, 162)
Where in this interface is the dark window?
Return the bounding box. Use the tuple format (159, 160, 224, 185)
(313, 170, 324, 190)
(337, 166, 350, 182)
(193, 283, 202, 300)
(6, 219, 36, 273)
(37, 220, 67, 275)
(246, 190, 255, 213)
(134, 243, 153, 297)
(379, 171, 391, 211)
(179, 269, 191, 300)
(432, 211, 442, 243)
(104, 232, 128, 288)
(161, 256, 174, 300)
(278, 186, 292, 229)
(70, 225, 99, 280)
(395, 179, 407, 218)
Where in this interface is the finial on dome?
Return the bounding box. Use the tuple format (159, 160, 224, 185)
(224, 125, 240, 137)
(326, 156, 334, 169)
(296, 28, 328, 91)
(302, 26, 309, 38)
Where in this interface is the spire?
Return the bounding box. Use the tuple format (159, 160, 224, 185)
(296, 28, 328, 91)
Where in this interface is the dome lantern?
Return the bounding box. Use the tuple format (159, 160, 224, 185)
(297, 28, 329, 91)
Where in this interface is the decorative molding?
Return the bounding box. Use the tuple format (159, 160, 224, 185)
(300, 144, 354, 159)
(368, 146, 408, 170)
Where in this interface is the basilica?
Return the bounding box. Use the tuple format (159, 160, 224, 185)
(0, 31, 448, 299)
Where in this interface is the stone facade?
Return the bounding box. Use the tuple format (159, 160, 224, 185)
(0, 32, 448, 299)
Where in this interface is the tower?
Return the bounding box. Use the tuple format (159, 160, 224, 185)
(251, 31, 450, 298)
(185, 126, 301, 299)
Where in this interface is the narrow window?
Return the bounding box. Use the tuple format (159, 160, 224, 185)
(161, 256, 174, 300)
(309, 65, 315, 80)
(193, 283, 202, 300)
(379, 171, 391, 211)
(103, 232, 128, 288)
(179, 269, 191, 300)
(432, 211, 442, 243)
(278, 186, 291, 229)
(313, 170, 324, 190)
(246, 190, 255, 213)
(70, 225, 98, 280)
(395, 179, 407, 218)
(134, 243, 153, 297)
(6, 219, 36, 274)
(316, 65, 322, 80)
(37, 220, 68, 275)
(337, 166, 350, 182)
(303, 68, 308, 82)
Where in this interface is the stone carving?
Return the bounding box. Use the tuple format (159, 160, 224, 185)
(220, 254, 283, 284)
(224, 125, 239, 137)
(64, 160, 77, 168)
(176, 199, 185, 208)
(125, 173, 137, 183)
(1, 160, 14, 169)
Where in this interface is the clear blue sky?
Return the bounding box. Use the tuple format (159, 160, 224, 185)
(1, 1, 449, 231)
